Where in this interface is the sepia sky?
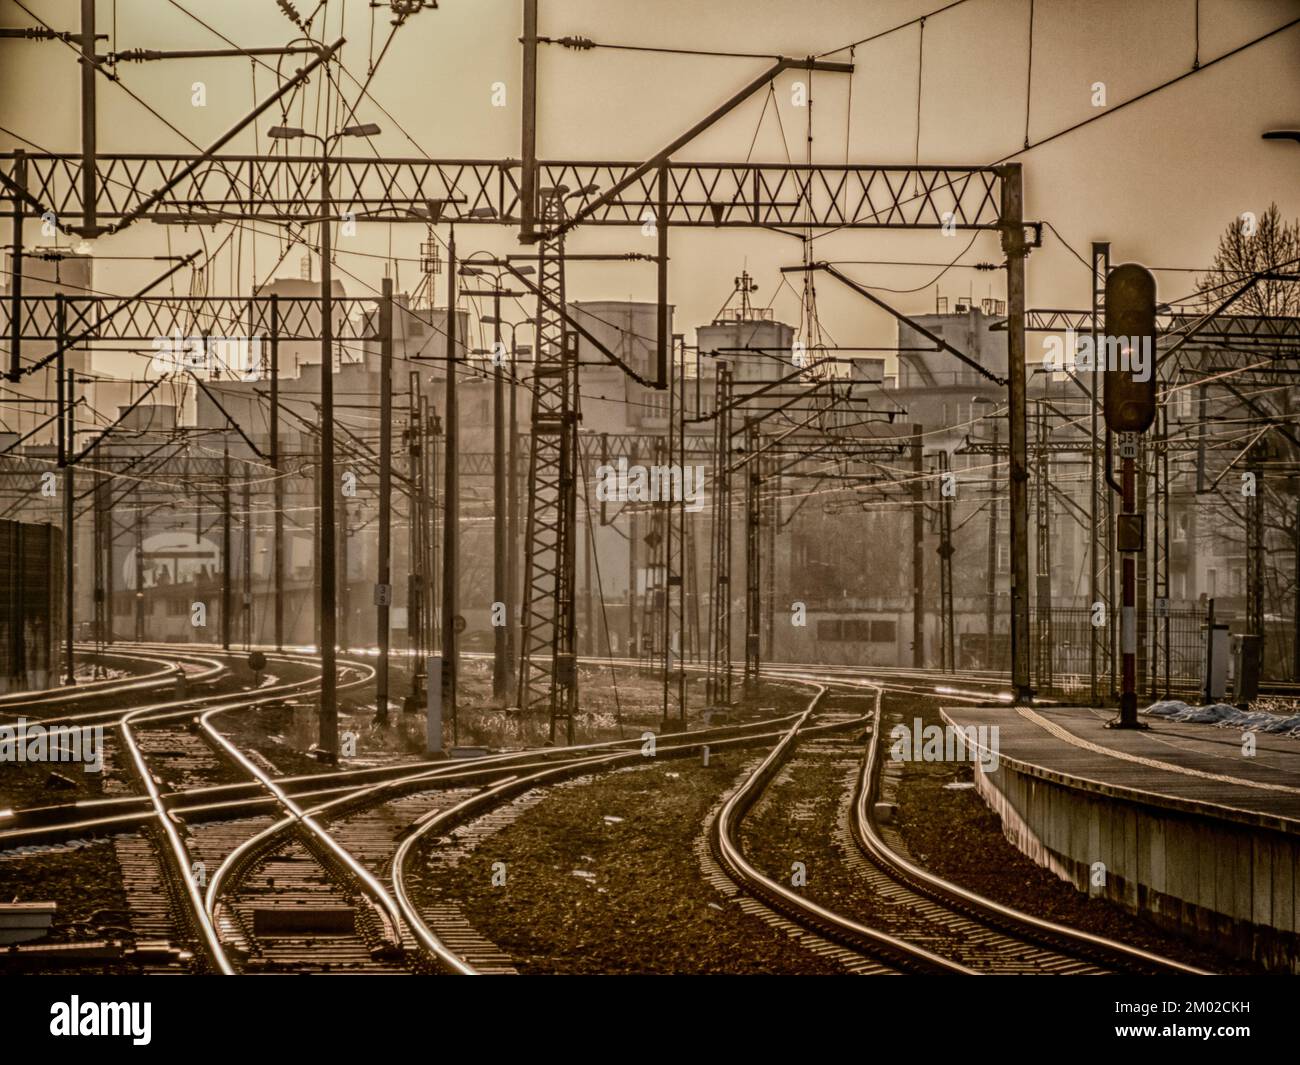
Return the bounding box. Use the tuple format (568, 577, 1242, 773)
(2, 0, 1299, 378)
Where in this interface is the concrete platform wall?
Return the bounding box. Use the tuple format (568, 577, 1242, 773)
(971, 756, 1300, 973)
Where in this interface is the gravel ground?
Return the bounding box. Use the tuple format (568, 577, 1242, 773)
(0, 840, 138, 974)
(0, 652, 278, 808)
(2, 664, 818, 974)
(886, 691, 1265, 974)
(221, 660, 805, 776)
(740, 718, 914, 933)
(411, 749, 845, 974)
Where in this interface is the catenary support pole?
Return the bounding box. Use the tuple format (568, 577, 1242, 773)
(271, 295, 284, 651)
(1001, 163, 1033, 703)
(912, 426, 925, 669)
(441, 229, 459, 743)
(376, 277, 394, 724)
(318, 149, 338, 760)
(492, 290, 508, 700)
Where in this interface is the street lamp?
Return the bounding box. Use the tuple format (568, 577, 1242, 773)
(267, 121, 380, 762)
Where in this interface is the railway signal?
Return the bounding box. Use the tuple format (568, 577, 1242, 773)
(1103, 263, 1158, 729)
(1103, 263, 1159, 433)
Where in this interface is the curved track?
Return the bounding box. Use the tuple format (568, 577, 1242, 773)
(0, 646, 227, 721)
(1, 652, 1219, 975)
(715, 668, 1209, 975)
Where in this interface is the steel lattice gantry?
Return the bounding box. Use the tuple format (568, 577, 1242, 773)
(4, 150, 1047, 701)
(515, 191, 580, 741)
(1, 295, 381, 345)
(1, 153, 1007, 232)
(1011, 307, 1300, 346)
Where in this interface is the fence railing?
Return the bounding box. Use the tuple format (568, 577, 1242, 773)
(1037, 606, 1206, 698)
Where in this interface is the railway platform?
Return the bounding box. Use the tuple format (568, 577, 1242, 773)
(941, 703, 1300, 973)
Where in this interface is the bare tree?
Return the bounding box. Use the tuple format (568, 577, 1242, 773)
(1197, 203, 1300, 316)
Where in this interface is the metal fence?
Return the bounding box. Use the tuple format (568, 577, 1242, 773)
(1040, 606, 1206, 699)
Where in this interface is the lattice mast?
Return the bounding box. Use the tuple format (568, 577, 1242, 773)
(516, 189, 580, 743)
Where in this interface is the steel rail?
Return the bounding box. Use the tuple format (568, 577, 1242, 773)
(0, 647, 225, 713)
(2, 671, 805, 842)
(204, 711, 808, 972)
(766, 665, 1212, 975)
(12, 646, 325, 730)
(389, 721, 820, 973)
(847, 675, 1212, 975)
(710, 689, 977, 974)
(114, 648, 373, 975)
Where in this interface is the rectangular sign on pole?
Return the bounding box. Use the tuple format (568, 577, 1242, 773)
(426, 655, 443, 755)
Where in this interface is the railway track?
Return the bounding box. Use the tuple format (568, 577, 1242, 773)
(198, 709, 810, 974)
(712, 671, 1210, 975)
(105, 648, 379, 974)
(2, 655, 1221, 976)
(5, 655, 811, 974)
(0, 647, 228, 723)
(387, 710, 839, 973)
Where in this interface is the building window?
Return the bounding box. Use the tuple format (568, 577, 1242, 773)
(870, 619, 897, 643)
(841, 619, 871, 641)
(815, 618, 896, 643)
(816, 620, 842, 641)
(641, 392, 668, 421)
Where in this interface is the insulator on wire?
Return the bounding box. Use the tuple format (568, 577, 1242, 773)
(276, 0, 305, 29)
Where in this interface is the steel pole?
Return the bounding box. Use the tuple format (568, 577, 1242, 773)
(1001, 163, 1033, 703)
(441, 230, 459, 742)
(1118, 444, 1138, 726)
(221, 444, 231, 651)
(506, 352, 519, 687)
(520, 0, 538, 243)
(78, 0, 97, 237)
(270, 295, 284, 651)
(492, 291, 508, 700)
(64, 372, 74, 685)
(376, 277, 394, 724)
(318, 150, 338, 760)
(912, 426, 925, 669)
(8, 150, 24, 382)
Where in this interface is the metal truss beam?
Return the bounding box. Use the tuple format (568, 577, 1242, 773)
(957, 436, 1239, 454)
(1, 153, 1006, 231)
(1003, 308, 1300, 345)
(2, 295, 377, 344)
